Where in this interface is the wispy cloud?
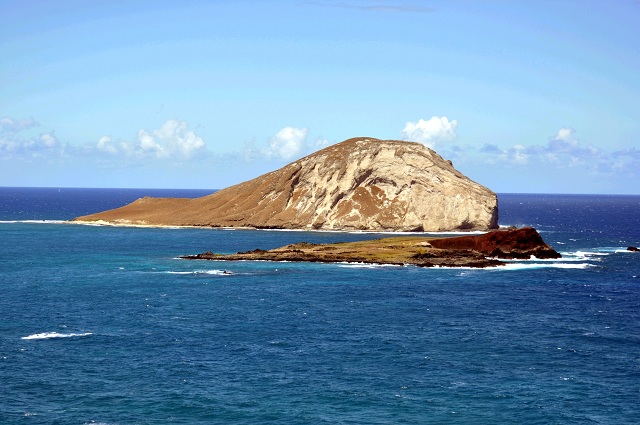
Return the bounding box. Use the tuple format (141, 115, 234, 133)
(483, 128, 607, 169)
(610, 147, 640, 176)
(0, 116, 39, 133)
(95, 119, 207, 162)
(454, 126, 633, 183)
(0, 116, 208, 166)
(0, 116, 65, 159)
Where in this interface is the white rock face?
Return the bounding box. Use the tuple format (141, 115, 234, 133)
(76, 137, 499, 231)
(258, 137, 498, 231)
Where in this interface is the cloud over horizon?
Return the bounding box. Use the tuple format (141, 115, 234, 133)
(478, 128, 607, 169)
(96, 119, 207, 161)
(2, 114, 638, 191)
(0, 116, 39, 133)
(0, 116, 64, 159)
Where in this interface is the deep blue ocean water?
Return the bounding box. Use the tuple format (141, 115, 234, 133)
(1, 188, 639, 424)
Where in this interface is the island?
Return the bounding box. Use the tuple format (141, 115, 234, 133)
(181, 227, 561, 268)
(74, 137, 498, 232)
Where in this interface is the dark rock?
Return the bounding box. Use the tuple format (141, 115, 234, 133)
(429, 227, 561, 259)
(238, 248, 268, 254)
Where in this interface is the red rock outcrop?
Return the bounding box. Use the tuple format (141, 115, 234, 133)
(429, 227, 561, 259)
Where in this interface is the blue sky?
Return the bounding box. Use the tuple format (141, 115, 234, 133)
(1, 0, 639, 193)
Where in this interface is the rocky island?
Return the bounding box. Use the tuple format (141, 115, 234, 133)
(75, 137, 498, 232)
(181, 227, 561, 268)
(76, 136, 561, 267)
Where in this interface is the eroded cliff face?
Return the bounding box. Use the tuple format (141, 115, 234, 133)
(75, 137, 499, 232)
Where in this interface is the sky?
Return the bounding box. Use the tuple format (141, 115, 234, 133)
(1, 0, 639, 194)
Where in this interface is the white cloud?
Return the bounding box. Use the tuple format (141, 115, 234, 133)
(239, 128, 328, 163)
(474, 127, 611, 174)
(0, 115, 63, 159)
(400, 116, 458, 148)
(611, 148, 640, 175)
(39, 133, 59, 149)
(548, 127, 579, 152)
(266, 127, 309, 160)
(95, 119, 207, 161)
(501, 144, 529, 165)
(543, 128, 606, 167)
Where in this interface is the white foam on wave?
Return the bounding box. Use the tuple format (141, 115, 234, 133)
(497, 253, 602, 263)
(570, 250, 610, 257)
(338, 262, 403, 269)
(166, 269, 233, 276)
(0, 220, 66, 224)
(493, 262, 594, 271)
(21, 332, 93, 340)
(430, 261, 594, 271)
(559, 250, 617, 262)
(614, 248, 640, 254)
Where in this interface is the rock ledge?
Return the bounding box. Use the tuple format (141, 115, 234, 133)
(181, 227, 560, 268)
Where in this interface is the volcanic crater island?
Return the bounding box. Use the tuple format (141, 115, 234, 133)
(75, 137, 560, 267)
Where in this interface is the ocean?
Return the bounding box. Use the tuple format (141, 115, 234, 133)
(1, 188, 639, 424)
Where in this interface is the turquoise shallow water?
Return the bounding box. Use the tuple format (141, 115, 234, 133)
(1, 189, 639, 424)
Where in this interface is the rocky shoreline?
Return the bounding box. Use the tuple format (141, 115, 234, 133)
(181, 227, 561, 268)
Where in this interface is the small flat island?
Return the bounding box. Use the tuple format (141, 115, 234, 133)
(181, 227, 561, 268)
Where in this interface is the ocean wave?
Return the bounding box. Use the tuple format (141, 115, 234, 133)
(496, 252, 604, 263)
(0, 220, 67, 224)
(72, 220, 188, 229)
(166, 269, 233, 276)
(569, 250, 611, 256)
(338, 262, 404, 269)
(559, 250, 620, 262)
(493, 262, 594, 271)
(430, 261, 595, 271)
(614, 248, 640, 254)
(21, 332, 93, 340)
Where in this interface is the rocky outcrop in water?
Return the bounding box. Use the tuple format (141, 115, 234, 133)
(75, 137, 499, 232)
(428, 227, 561, 259)
(181, 227, 561, 268)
